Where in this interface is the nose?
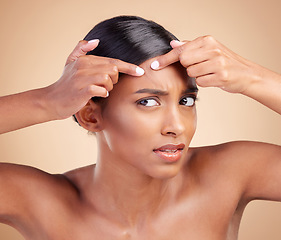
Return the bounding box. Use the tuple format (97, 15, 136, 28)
(161, 107, 185, 137)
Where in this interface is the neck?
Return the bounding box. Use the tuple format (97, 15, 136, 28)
(85, 140, 179, 227)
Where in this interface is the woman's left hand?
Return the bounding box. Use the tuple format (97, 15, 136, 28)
(151, 35, 281, 114)
(151, 35, 260, 94)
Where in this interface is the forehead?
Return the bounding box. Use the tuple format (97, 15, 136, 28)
(117, 59, 197, 94)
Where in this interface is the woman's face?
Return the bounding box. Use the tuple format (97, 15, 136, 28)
(98, 59, 197, 179)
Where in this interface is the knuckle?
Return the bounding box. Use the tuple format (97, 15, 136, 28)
(212, 48, 223, 56)
(101, 74, 114, 90)
(78, 40, 85, 44)
(203, 35, 214, 41)
(78, 40, 86, 46)
(85, 85, 95, 95)
(217, 70, 228, 80)
(102, 73, 110, 81)
(74, 40, 86, 52)
(112, 65, 119, 73)
(179, 54, 189, 67)
(202, 35, 216, 45)
(107, 64, 119, 75)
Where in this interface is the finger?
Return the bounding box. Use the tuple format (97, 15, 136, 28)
(73, 55, 144, 78)
(86, 64, 119, 84)
(76, 70, 115, 92)
(109, 59, 145, 77)
(195, 74, 222, 88)
(89, 73, 114, 92)
(104, 65, 119, 84)
(186, 60, 214, 78)
(150, 39, 203, 70)
(175, 48, 208, 68)
(150, 48, 181, 70)
(176, 43, 225, 68)
(65, 39, 99, 65)
(83, 85, 109, 98)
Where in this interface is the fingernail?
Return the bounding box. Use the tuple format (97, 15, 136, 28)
(88, 39, 99, 44)
(171, 40, 185, 47)
(151, 60, 159, 70)
(105, 91, 109, 97)
(136, 67, 145, 76)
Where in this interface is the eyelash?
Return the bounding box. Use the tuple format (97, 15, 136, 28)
(136, 95, 197, 107)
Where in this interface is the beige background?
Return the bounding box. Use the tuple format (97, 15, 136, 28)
(0, 0, 280, 239)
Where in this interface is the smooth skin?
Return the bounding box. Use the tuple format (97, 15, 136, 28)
(0, 37, 281, 240)
(0, 39, 144, 134)
(152, 37, 281, 114)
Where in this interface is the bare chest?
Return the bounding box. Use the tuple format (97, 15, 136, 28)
(37, 197, 243, 240)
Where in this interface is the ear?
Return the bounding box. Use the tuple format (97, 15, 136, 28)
(74, 100, 104, 132)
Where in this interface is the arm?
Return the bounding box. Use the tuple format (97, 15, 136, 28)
(151, 36, 281, 114)
(0, 40, 98, 134)
(0, 40, 145, 228)
(0, 162, 76, 231)
(0, 88, 54, 134)
(0, 40, 144, 134)
(212, 141, 281, 202)
(242, 141, 281, 201)
(242, 65, 281, 115)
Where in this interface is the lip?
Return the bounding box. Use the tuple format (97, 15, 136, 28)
(153, 144, 185, 162)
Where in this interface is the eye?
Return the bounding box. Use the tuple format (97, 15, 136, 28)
(137, 98, 160, 107)
(179, 96, 196, 107)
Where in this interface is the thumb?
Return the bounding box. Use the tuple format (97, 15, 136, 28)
(65, 39, 99, 65)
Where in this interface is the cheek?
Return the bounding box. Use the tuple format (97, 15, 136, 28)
(102, 106, 160, 153)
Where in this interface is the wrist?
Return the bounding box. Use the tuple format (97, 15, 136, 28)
(239, 61, 266, 98)
(34, 86, 59, 122)
(240, 63, 281, 114)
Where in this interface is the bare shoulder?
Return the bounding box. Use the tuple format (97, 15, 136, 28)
(189, 140, 280, 166)
(0, 163, 79, 225)
(186, 141, 281, 200)
(0, 162, 78, 194)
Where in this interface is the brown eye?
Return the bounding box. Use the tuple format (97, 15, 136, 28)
(137, 98, 160, 107)
(180, 96, 196, 107)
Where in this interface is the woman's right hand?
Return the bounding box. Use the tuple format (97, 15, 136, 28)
(44, 40, 145, 120)
(0, 40, 145, 134)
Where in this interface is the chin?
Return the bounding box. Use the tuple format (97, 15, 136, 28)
(147, 165, 182, 180)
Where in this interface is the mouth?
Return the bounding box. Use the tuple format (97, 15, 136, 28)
(153, 144, 185, 162)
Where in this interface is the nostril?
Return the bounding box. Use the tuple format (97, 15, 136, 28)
(166, 131, 176, 136)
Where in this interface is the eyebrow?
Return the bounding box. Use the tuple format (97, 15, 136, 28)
(134, 87, 198, 95)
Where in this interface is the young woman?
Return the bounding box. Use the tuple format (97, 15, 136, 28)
(0, 16, 281, 240)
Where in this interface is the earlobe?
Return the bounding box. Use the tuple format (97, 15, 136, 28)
(74, 100, 103, 132)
